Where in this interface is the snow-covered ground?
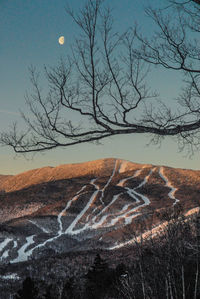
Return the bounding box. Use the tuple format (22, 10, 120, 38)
(0, 162, 184, 263)
(11, 235, 35, 263)
(109, 206, 198, 250)
(29, 220, 49, 234)
(0, 273, 20, 280)
(159, 167, 179, 205)
(0, 238, 13, 262)
(0, 238, 12, 253)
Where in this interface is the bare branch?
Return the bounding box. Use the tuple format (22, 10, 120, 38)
(1, 0, 200, 154)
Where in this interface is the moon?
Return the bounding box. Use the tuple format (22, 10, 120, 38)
(58, 36, 65, 45)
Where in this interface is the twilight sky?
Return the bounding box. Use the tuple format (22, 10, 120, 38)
(0, 0, 199, 175)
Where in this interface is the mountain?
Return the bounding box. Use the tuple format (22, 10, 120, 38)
(0, 158, 199, 265)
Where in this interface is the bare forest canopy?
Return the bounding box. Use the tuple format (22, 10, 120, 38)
(1, 0, 200, 155)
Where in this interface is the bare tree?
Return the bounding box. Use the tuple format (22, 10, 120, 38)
(135, 0, 200, 153)
(1, 0, 200, 154)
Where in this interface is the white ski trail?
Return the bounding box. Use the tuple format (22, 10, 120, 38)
(133, 190, 150, 207)
(65, 166, 119, 234)
(105, 167, 155, 227)
(92, 167, 144, 228)
(108, 211, 141, 227)
(159, 167, 179, 205)
(8, 164, 159, 261)
(29, 220, 49, 234)
(21, 184, 89, 257)
(89, 162, 118, 224)
(93, 167, 155, 228)
(109, 206, 200, 251)
(1, 249, 9, 260)
(117, 167, 145, 187)
(102, 160, 118, 189)
(118, 161, 129, 173)
(94, 193, 123, 219)
(134, 167, 156, 190)
(68, 178, 101, 233)
(98, 160, 118, 205)
(121, 204, 131, 212)
(90, 178, 100, 191)
(126, 189, 140, 203)
(65, 189, 99, 234)
(0, 238, 12, 253)
(57, 187, 88, 234)
(1, 239, 19, 261)
(92, 215, 109, 229)
(76, 185, 87, 195)
(91, 193, 123, 229)
(13, 240, 18, 249)
(11, 235, 35, 263)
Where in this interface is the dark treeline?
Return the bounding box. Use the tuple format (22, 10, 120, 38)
(14, 211, 200, 299)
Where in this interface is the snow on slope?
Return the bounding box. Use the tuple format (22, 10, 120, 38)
(11, 235, 35, 263)
(0, 238, 12, 253)
(29, 220, 49, 234)
(65, 181, 100, 235)
(109, 206, 199, 250)
(159, 167, 179, 205)
(0, 273, 20, 280)
(0, 160, 185, 263)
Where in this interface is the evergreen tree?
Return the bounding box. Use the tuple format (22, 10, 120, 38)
(61, 277, 75, 299)
(44, 284, 53, 299)
(91, 254, 108, 274)
(85, 254, 112, 299)
(14, 277, 38, 299)
(115, 263, 127, 277)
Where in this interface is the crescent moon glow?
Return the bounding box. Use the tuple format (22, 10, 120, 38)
(58, 36, 65, 45)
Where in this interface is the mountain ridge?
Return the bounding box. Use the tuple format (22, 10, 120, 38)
(0, 158, 199, 265)
(0, 158, 153, 193)
(1, 157, 199, 193)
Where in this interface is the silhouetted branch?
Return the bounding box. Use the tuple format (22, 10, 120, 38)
(1, 0, 200, 154)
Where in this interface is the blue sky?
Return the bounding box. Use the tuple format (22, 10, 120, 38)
(0, 0, 199, 174)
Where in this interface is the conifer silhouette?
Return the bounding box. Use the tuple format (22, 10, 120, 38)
(14, 277, 38, 299)
(85, 254, 112, 299)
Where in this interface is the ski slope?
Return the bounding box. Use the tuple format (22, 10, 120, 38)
(0, 160, 182, 263)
